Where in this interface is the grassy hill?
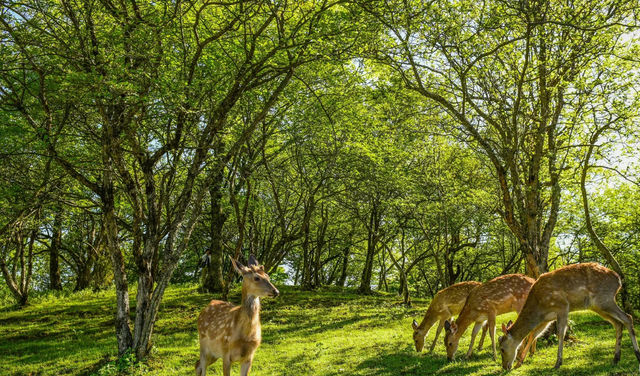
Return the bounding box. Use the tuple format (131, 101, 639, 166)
(0, 285, 638, 375)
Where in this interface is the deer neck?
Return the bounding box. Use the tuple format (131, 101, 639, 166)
(418, 309, 437, 335)
(452, 312, 474, 341)
(241, 286, 261, 323)
(509, 300, 543, 343)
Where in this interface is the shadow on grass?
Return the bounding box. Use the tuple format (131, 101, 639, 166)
(0, 286, 211, 375)
(78, 354, 112, 376)
(340, 346, 494, 376)
(573, 337, 640, 376)
(264, 315, 366, 341)
(502, 328, 640, 376)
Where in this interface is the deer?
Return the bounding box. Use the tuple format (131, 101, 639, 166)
(499, 263, 640, 371)
(443, 274, 535, 361)
(412, 281, 489, 353)
(196, 255, 279, 376)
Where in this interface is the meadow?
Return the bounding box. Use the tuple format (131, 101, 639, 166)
(1, 285, 638, 376)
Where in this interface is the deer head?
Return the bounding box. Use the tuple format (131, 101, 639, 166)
(443, 319, 459, 360)
(498, 320, 517, 370)
(411, 319, 426, 352)
(231, 255, 280, 298)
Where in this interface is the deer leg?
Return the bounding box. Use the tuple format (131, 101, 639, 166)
(240, 358, 253, 376)
(196, 347, 216, 376)
(593, 307, 624, 364)
(487, 315, 497, 360)
(195, 359, 203, 376)
(429, 319, 445, 353)
(514, 333, 533, 368)
(530, 333, 537, 355)
(465, 322, 483, 359)
(477, 321, 488, 351)
(599, 301, 640, 368)
(554, 312, 568, 369)
(515, 321, 551, 368)
(222, 356, 232, 376)
(614, 321, 623, 364)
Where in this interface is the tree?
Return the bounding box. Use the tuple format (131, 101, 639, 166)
(0, 0, 356, 358)
(362, 0, 639, 277)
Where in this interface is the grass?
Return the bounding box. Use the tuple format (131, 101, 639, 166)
(0, 285, 639, 375)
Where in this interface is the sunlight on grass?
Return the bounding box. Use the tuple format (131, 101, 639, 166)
(1, 285, 638, 375)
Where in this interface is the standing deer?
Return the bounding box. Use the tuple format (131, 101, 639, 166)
(499, 263, 640, 371)
(443, 274, 535, 361)
(412, 281, 489, 353)
(196, 255, 279, 376)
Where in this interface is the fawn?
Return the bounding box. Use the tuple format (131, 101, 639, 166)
(412, 281, 488, 353)
(196, 255, 279, 376)
(443, 274, 535, 361)
(499, 263, 640, 371)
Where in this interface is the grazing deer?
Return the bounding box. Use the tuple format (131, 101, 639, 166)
(196, 255, 279, 376)
(412, 281, 489, 353)
(499, 263, 640, 371)
(443, 274, 535, 361)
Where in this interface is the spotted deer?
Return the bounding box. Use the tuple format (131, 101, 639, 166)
(443, 274, 535, 361)
(196, 255, 279, 376)
(412, 281, 489, 353)
(499, 263, 640, 371)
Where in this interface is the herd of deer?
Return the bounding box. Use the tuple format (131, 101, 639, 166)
(412, 263, 640, 372)
(194, 256, 640, 375)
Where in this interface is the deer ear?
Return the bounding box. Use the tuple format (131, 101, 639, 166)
(412, 320, 419, 330)
(507, 320, 513, 327)
(230, 256, 246, 275)
(444, 320, 451, 332)
(248, 254, 259, 267)
(450, 321, 458, 334)
(501, 323, 508, 334)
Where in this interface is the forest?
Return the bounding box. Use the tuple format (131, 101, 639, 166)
(1, 0, 640, 375)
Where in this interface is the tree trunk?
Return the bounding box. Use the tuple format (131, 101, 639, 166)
(337, 246, 350, 287)
(0, 221, 37, 306)
(313, 208, 328, 288)
(523, 246, 547, 279)
(0, 244, 27, 306)
(75, 256, 94, 291)
(358, 202, 379, 294)
(301, 197, 316, 290)
(325, 255, 340, 285)
(102, 128, 133, 356)
(132, 241, 155, 359)
(400, 269, 410, 305)
(223, 173, 252, 301)
(301, 216, 312, 289)
(49, 210, 63, 290)
(358, 240, 375, 294)
(131, 178, 208, 359)
(377, 252, 389, 292)
(201, 165, 226, 293)
(385, 241, 411, 305)
(105, 204, 133, 356)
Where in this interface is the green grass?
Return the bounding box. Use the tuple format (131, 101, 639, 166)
(1, 285, 639, 375)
